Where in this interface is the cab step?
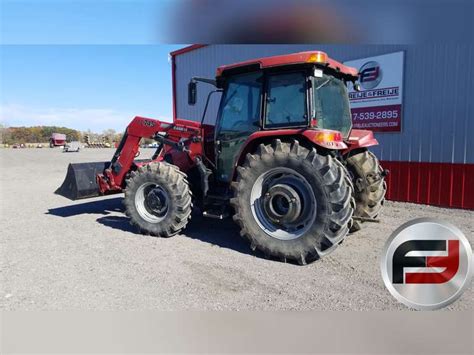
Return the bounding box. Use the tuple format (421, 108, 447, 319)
(202, 210, 229, 219)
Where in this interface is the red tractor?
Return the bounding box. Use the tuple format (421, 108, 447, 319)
(56, 51, 387, 264)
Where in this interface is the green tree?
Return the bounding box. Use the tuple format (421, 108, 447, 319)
(1, 126, 81, 144)
(0, 124, 12, 145)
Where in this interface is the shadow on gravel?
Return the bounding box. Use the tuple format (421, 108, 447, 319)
(47, 198, 264, 258)
(96, 212, 263, 258)
(183, 215, 264, 258)
(96, 215, 137, 233)
(46, 197, 124, 217)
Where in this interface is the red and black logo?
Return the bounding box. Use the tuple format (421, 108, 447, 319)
(381, 218, 472, 310)
(359, 61, 382, 89)
(360, 66, 380, 83)
(392, 240, 459, 284)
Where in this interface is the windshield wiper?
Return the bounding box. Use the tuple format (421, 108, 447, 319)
(315, 77, 333, 91)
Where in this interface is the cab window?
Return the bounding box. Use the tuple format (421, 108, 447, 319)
(216, 71, 262, 182)
(265, 72, 308, 128)
(218, 72, 262, 135)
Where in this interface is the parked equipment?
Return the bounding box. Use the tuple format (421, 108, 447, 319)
(84, 134, 111, 148)
(50, 133, 66, 147)
(56, 51, 387, 264)
(63, 141, 81, 152)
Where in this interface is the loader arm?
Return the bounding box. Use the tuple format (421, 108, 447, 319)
(96, 115, 209, 195)
(55, 116, 202, 200)
(96, 116, 170, 194)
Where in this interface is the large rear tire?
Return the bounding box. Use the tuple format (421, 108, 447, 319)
(231, 139, 354, 265)
(344, 149, 386, 231)
(123, 162, 192, 237)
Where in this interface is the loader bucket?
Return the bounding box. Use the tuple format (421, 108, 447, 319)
(55, 162, 110, 200)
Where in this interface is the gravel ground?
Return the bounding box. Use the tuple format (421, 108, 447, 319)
(0, 148, 472, 311)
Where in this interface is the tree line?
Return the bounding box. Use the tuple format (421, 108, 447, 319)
(0, 125, 123, 145)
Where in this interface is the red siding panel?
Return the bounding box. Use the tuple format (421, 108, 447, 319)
(451, 166, 464, 208)
(380, 161, 474, 210)
(464, 164, 474, 209)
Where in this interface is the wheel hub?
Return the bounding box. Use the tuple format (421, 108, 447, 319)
(135, 182, 170, 223)
(145, 187, 168, 216)
(263, 184, 301, 224)
(250, 167, 317, 241)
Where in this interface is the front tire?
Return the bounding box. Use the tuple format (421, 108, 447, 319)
(231, 139, 354, 265)
(123, 162, 192, 237)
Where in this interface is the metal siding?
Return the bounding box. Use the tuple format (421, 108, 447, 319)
(382, 161, 474, 210)
(174, 44, 473, 165)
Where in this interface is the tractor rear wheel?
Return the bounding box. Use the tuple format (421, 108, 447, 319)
(344, 148, 386, 231)
(231, 139, 354, 265)
(123, 162, 192, 237)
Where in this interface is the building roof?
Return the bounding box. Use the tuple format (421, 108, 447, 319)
(169, 44, 207, 57)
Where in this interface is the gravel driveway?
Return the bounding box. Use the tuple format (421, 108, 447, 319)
(1, 148, 472, 310)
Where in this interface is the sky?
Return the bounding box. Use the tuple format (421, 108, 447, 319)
(1, 44, 182, 132)
(0, 1, 172, 45)
(2, 0, 468, 133)
(0, 0, 183, 132)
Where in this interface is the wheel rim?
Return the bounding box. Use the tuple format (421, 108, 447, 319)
(135, 182, 170, 223)
(250, 167, 317, 240)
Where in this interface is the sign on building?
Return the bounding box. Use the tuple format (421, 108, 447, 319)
(345, 51, 404, 132)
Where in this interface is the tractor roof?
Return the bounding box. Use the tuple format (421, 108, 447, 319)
(216, 51, 358, 78)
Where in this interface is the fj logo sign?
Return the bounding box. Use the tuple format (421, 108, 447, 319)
(381, 218, 472, 310)
(392, 240, 459, 284)
(359, 61, 382, 89)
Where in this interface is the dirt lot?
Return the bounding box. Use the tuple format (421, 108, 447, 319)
(0, 148, 472, 311)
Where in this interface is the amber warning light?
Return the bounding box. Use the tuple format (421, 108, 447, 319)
(307, 52, 328, 64)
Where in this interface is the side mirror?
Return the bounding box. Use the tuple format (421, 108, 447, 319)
(353, 82, 362, 92)
(188, 81, 197, 105)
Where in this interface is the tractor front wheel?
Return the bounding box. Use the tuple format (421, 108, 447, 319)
(123, 162, 192, 237)
(231, 139, 354, 265)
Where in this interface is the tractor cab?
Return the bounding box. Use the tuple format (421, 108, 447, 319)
(189, 51, 359, 183)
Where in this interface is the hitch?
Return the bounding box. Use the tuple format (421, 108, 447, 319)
(352, 216, 380, 223)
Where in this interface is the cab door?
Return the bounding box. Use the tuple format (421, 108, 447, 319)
(263, 71, 309, 129)
(215, 72, 263, 182)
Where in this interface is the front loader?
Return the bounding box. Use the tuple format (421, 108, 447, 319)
(56, 50, 387, 264)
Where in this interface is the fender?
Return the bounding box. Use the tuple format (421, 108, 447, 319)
(343, 129, 379, 155)
(232, 128, 347, 180)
